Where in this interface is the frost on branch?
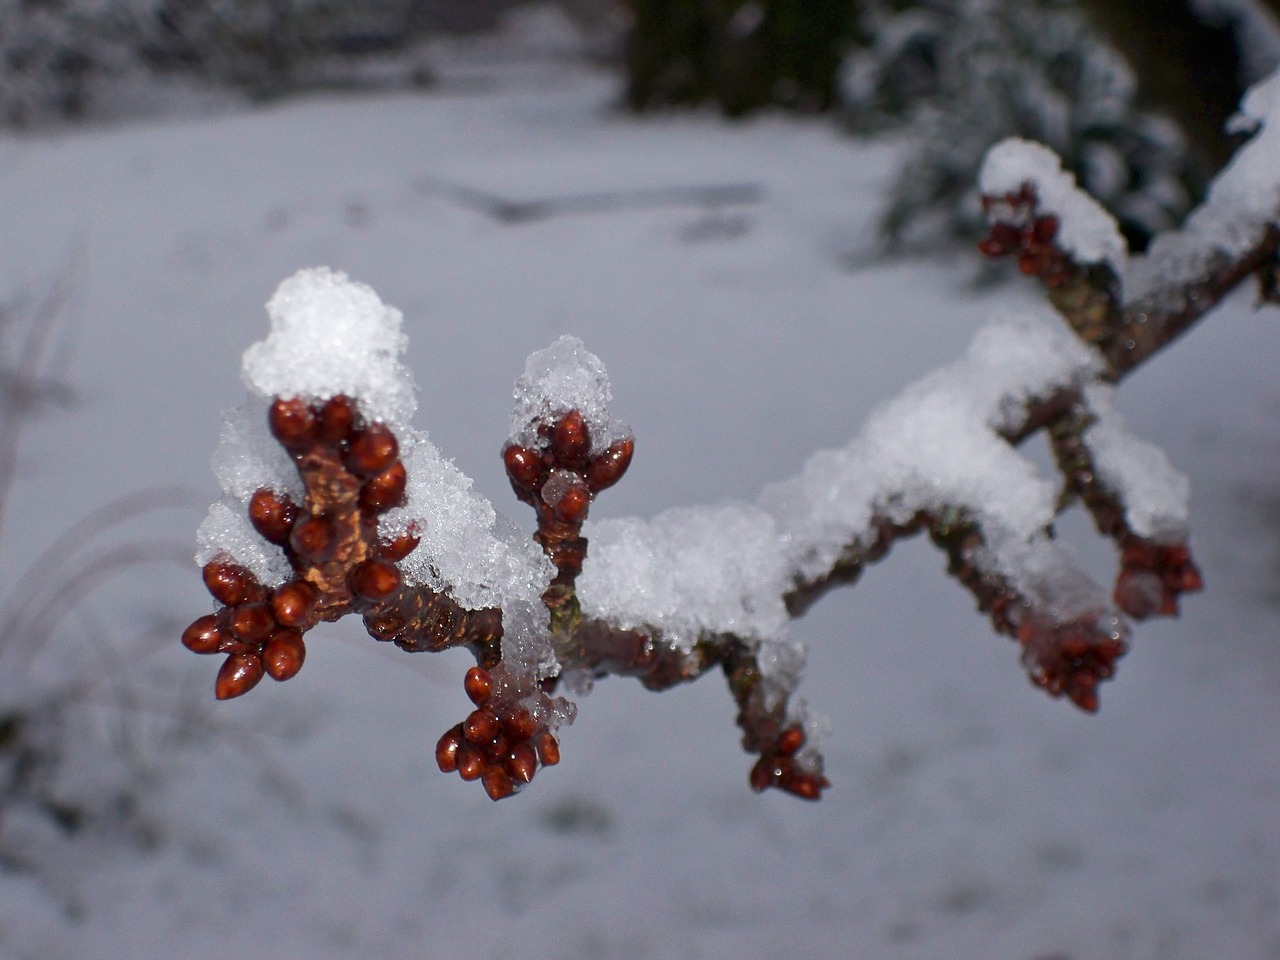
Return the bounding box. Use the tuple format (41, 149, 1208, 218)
(185, 72, 1279, 803)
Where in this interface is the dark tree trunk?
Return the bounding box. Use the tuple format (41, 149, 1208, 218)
(625, 0, 857, 115)
(1071, 0, 1247, 168)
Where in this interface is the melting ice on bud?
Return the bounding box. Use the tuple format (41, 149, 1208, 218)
(509, 335, 632, 454)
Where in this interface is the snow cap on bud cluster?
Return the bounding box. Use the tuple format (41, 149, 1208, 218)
(199, 268, 555, 610)
(979, 139, 1128, 271)
(241, 267, 416, 430)
(509, 336, 631, 454)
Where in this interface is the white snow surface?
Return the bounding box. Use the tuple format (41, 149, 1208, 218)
(2, 29, 1280, 960)
(1085, 383, 1191, 541)
(243, 266, 417, 428)
(581, 308, 1108, 643)
(979, 137, 1129, 270)
(381, 431, 554, 610)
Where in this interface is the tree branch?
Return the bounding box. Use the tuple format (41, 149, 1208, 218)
(184, 69, 1280, 802)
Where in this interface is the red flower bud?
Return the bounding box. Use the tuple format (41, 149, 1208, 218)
(262, 629, 306, 681)
(216, 651, 264, 700)
(249, 488, 298, 545)
(317, 395, 356, 446)
(290, 514, 337, 562)
(360, 461, 406, 513)
(776, 727, 805, 757)
(586, 437, 634, 492)
(436, 726, 463, 773)
(551, 410, 589, 466)
(464, 709, 500, 744)
(378, 529, 420, 562)
(483, 766, 515, 801)
(1031, 214, 1060, 245)
(503, 444, 544, 494)
(502, 708, 537, 743)
(464, 667, 492, 706)
(347, 423, 399, 476)
(535, 731, 560, 767)
(456, 746, 485, 781)
(268, 397, 316, 451)
(507, 742, 538, 783)
(182, 615, 223, 655)
(349, 559, 401, 600)
(271, 580, 316, 629)
(229, 602, 274, 643)
(202, 560, 263, 607)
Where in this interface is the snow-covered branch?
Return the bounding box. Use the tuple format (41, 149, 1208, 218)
(184, 70, 1280, 803)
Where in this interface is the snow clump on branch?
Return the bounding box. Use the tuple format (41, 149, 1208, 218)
(198, 268, 552, 611)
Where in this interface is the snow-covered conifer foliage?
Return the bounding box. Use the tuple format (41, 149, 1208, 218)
(842, 0, 1207, 251)
(186, 67, 1280, 802)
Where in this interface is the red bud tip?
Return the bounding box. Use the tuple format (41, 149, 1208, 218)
(781, 774, 825, 801)
(290, 514, 337, 562)
(586, 437, 634, 492)
(464, 667, 492, 706)
(1069, 687, 1099, 713)
(348, 423, 399, 476)
(551, 410, 590, 465)
(248, 488, 298, 545)
(456, 747, 485, 781)
(534, 731, 560, 767)
(483, 766, 515, 801)
(268, 397, 316, 450)
(749, 757, 776, 793)
(229, 602, 274, 643)
(378, 530, 420, 562)
(776, 727, 805, 757)
(360, 461, 407, 513)
(350, 559, 401, 600)
(202, 560, 263, 607)
(503, 445, 544, 492)
(436, 726, 463, 773)
(271, 580, 317, 629)
(463, 709, 500, 744)
(262, 629, 306, 681)
(317, 395, 356, 445)
(507, 743, 538, 783)
(216, 651, 264, 700)
(182, 615, 223, 655)
(502, 708, 538, 743)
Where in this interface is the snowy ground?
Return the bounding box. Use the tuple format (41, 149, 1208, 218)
(1, 20, 1279, 960)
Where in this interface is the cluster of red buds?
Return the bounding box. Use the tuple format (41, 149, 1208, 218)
(183, 558, 307, 699)
(1113, 536, 1203, 621)
(1015, 610, 1128, 713)
(434, 666, 562, 800)
(182, 393, 419, 700)
(502, 409, 634, 612)
(979, 183, 1074, 287)
(748, 725, 828, 800)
